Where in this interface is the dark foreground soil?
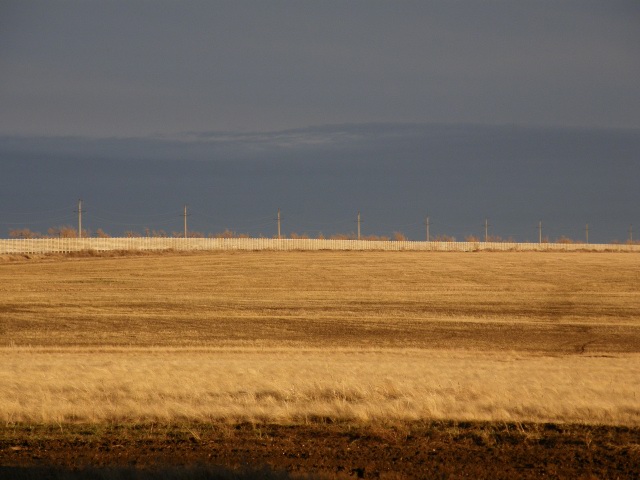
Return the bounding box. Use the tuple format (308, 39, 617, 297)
(1, 422, 639, 479)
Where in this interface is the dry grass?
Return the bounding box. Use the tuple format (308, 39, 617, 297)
(1, 251, 639, 426)
(2, 251, 639, 352)
(1, 348, 639, 426)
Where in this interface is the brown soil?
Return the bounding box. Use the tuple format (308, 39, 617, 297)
(1, 422, 639, 479)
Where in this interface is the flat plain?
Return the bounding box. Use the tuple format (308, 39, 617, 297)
(2, 250, 640, 351)
(1, 250, 640, 478)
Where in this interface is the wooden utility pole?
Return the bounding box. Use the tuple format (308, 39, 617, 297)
(277, 208, 281, 240)
(77, 199, 82, 238)
(357, 211, 361, 240)
(585, 224, 589, 244)
(183, 205, 188, 239)
(425, 216, 430, 242)
(484, 218, 489, 242)
(629, 224, 633, 243)
(538, 220, 542, 244)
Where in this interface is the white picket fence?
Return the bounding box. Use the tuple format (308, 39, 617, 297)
(1, 237, 639, 254)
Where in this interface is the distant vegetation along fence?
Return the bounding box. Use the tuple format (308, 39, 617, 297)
(1, 238, 639, 254)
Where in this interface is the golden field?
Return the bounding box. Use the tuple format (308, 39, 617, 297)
(1, 251, 639, 425)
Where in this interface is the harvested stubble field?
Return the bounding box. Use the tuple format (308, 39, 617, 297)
(1, 250, 640, 478)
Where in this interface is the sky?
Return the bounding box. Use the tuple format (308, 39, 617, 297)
(1, 1, 639, 242)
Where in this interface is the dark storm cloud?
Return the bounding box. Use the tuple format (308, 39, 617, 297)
(2, 124, 639, 243)
(1, 3, 638, 241)
(1, 1, 639, 135)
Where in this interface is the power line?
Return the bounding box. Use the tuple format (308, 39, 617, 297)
(89, 207, 179, 219)
(0, 214, 76, 226)
(0, 204, 77, 216)
(2, 200, 635, 243)
(87, 213, 177, 227)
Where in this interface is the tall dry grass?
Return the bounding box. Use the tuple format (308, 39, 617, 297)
(1, 348, 639, 426)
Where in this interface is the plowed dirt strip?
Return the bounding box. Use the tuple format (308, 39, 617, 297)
(1, 423, 639, 479)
